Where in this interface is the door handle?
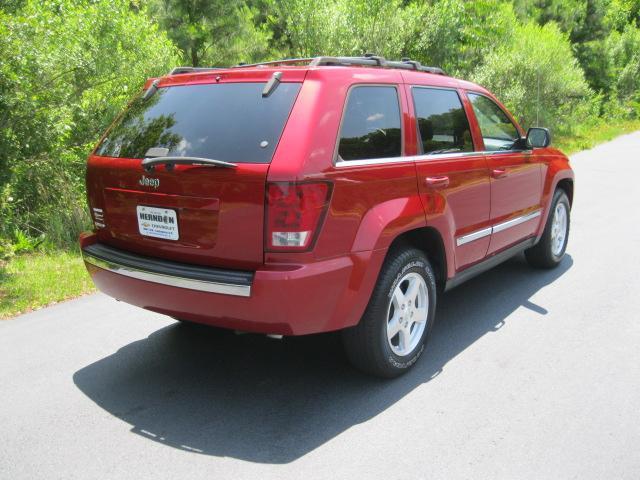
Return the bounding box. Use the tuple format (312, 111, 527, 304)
(425, 176, 450, 188)
(491, 168, 508, 179)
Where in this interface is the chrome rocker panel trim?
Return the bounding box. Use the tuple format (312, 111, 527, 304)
(492, 209, 542, 234)
(446, 237, 537, 291)
(456, 209, 542, 247)
(456, 227, 492, 247)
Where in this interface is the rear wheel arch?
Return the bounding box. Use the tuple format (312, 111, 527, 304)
(386, 227, 447, 291)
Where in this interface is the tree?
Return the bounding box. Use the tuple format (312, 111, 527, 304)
(472, 22, 593, 132)
(271, 0, 425, 59)
(606, 24, 640, 106)
(512, 0, 637, 94)
(605, 0, 640, 28)
(409, 0, 518, 76)
(149, 0, 274, 67)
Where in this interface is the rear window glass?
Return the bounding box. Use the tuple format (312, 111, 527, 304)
(337, 86, 402, 161)
(95, 82, 301, 163)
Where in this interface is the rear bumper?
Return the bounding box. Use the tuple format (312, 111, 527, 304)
(82, 243, 253, 297)
(80, 233, 385, 335)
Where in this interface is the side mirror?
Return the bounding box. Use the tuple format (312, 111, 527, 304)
(526, 127, 551, 148)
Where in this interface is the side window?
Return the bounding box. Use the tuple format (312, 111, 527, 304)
(412, 87, 474, 154)
(467, 93, 520, 151)
(337, 86, 402, 161)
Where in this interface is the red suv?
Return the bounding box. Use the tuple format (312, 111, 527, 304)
(80, 56, 574, 377)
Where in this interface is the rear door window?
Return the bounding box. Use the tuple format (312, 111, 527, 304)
(467, 93, 520, 151)
(412, 87, 474, 154)
(95, 82, 301, 163)
(337, 86, 402, 161)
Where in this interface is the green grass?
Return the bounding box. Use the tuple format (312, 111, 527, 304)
(555, 118, 640, 155)
(0, 250, 95, 319)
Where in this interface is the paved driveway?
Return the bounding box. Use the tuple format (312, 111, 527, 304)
(1, 132, 639, 479)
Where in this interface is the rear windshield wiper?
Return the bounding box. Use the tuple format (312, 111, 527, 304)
(262, 71, 282, 97)
(141, 156, 237, 171)
(142, 79, 160, 101)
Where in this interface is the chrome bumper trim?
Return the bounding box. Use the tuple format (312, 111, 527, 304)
(82, 250, 251, 297)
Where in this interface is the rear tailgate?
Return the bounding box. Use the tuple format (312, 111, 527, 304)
(86, 70, 304, 270)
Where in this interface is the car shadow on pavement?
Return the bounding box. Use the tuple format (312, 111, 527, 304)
(73, 253, 572, 464)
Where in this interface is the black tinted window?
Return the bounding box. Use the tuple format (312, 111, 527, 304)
(337, 86, 401, 161)
(468, 93, 519, 151)
(412, 88, 474, 154)
(95, 82, 301, 163)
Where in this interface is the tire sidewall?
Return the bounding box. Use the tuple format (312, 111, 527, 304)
(548, 191, 571, 262)
(377, 252, 437, 372)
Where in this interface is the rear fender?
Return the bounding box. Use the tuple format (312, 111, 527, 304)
(351, 196, 427, 252)
(335, 196, 428, 329)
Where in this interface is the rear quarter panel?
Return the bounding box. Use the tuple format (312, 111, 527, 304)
(267, 68, 427, 262)
(265, 68, 430, 330)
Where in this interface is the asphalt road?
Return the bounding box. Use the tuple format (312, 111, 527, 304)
(2, 132, 640, 480)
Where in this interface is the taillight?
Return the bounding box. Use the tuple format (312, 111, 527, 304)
(265, 182, 332, 251)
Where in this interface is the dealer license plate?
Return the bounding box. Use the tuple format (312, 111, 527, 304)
(136, 206, 179, 240)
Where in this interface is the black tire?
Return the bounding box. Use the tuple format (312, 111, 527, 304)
(341, 247, 437, 378)
(525, 189, 571, 269)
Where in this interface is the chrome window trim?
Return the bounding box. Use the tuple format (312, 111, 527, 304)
(482, 148, 533, 155)
(335, 150, 493, 168)
(82, 250, 251, 297)
(334, 148, 536, 167)
(456, 209, 542, 247)
(334, 156, 415, 168)
(412, 150, 490, 162)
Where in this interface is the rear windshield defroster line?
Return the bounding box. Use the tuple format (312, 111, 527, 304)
(95, 82, 302, 164)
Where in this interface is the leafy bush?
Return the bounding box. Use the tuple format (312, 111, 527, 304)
(273, 0, 425, 58)
(471, 22, 594, 133)
(606, 24, 640, 109)
(0, 0, 179, 247)
(411, 0, 518, 77)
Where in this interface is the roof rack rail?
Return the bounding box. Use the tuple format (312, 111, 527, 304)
(169, 66, 224, 75)
(170, 56, 446, 76)
(231, 58, 315, 69)
(309, 56, 445, 75)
